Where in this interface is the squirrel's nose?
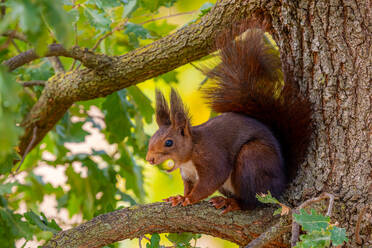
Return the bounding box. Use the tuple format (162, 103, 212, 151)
(146, 154, 155, 165)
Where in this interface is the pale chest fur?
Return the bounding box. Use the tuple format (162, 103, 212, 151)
(179, 160, 235, 195)
(179, 160, 199, 182)
(221, 173, 235, 195)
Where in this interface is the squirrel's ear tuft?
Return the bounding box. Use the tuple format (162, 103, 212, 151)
(170, 88, 190, 135)
(155, 89, 171, 127)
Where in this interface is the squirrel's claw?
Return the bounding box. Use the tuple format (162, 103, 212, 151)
(163, 195, 185, 206)
(209, 196, 226, 209)
(209, 196, 240, 214)
(182, 197, 192, 206)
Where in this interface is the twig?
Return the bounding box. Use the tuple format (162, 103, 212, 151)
(10, 38, 22, 53)
(355, 206, 367, 245)
(74, 19, 129, 71)
(48, 57, 65, 73)
(1, 0, 5, 19)
(190, 63, 209, 89)
(139, 11, 196, 25)
(22, 80, 46, 87)
(290, 211, 300, 247)
(1, 30, 28, 42)
(139, 235, 144, 248)
(69, 7, 79, 71)
(15, 126, 37, 172)
(0, 38, 10, 51)
(291, 192, 335, 247)
(297, 192, 334, 217)
(69, 59, 77, 71)
(92, 19, 128, 52)
(245, 222, 291, 248)
(190, 62, 204, 73)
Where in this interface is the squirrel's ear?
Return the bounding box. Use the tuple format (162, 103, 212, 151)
(170, 88, 191, 136)
(155, 89, 171, 127)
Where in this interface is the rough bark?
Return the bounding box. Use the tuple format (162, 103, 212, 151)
(44, 202, 289, 248)
(267, 0, 371, 246)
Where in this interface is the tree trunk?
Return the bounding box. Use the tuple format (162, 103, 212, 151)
(268, 0, 371, 246)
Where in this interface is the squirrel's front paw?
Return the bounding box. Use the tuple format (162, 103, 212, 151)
(163, 195, 185, 206)
(182, 197, 192, 206)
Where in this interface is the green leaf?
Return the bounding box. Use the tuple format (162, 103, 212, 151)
(273, 207, 283, 216)
(0, 183, 16, 195)
(295, 230, 331, 248)
(8, 0, 40, 34)
(293, 209, 330, 232)
(117, 191, 136, 206)
(24, 210, 61, 234)
(41, 0, 74, 46)
(166, 233, 194, 246)
(147, 233, 161, 248)
(0, 208, 33, 240)
(145, 21, 177, 37)
(0, 65, 24, 170)
(68, 9, 80, 23)
(140, 0, 176, 12)
(101, 90, 133, 143)
(55, 113, 90, 143)
(117, 145, 144, 200)
(256, 191, 280, 205)
(127, 86, 154, 124)
(123, 0, 138, 18)
(92, 0, 121, 9)
(124, 22, 151, 48)
(199, 2, 214, 16)
(330, 226, 348, 246)
(84, 8, 111, 32)
(154, 71, 179, 84)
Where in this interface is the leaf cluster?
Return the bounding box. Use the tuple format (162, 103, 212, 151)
(256, 193, 348, 248)
(294, 209, 348, 248)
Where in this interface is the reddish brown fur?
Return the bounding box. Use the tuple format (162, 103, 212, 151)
(204, 26, 312, 180)
(146, 23, 312, 211)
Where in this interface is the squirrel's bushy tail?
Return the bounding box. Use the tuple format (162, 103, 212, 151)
(203, 24, 312, 179)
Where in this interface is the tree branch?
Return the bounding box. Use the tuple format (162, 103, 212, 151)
(21, 80, 46, 87)
(15, 0, 267, 158)
(1, 30, 28, 42)
(2, 44, 112, 71)
(44, 202, 281, 248)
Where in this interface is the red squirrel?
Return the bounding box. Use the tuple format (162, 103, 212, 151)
(146, 25, 312, 213)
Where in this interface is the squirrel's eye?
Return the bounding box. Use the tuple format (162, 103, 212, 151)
(164, 139, 173, 147)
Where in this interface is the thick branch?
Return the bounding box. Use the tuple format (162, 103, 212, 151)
(3, 44, 112, 71)
(44, 202, 281, 248)
(17, 0, 266, 157)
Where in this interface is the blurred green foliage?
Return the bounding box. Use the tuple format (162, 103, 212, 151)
(0, 0, 217, 247)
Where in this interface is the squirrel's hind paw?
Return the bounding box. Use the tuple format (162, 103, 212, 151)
(209, 196, 240, 214)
